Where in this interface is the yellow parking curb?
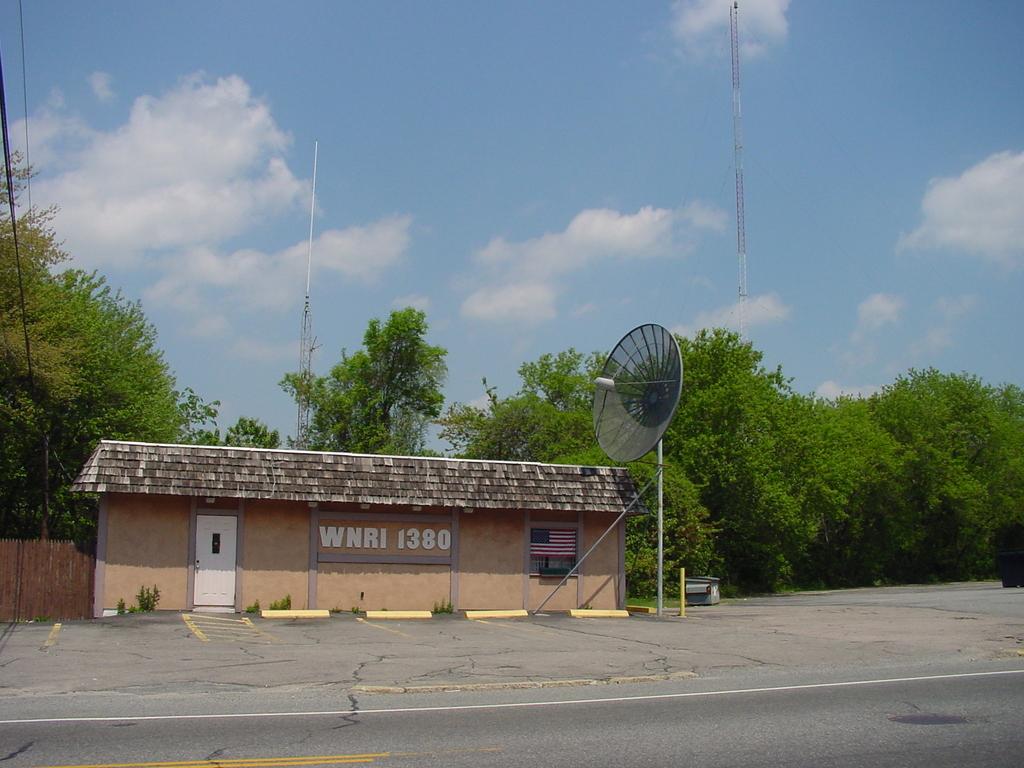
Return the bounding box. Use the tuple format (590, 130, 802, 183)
(569, 609, 630, 618)
(364, 610, 432, 619)
(465, 610, 529, 619)
(626, 605, 657, 613)
(261, 609, 331, 619)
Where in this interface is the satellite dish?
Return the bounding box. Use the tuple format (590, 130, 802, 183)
(593, 323, 682, 463)
(535, 323, 681, 616)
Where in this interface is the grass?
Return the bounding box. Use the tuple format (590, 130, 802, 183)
(626, 596, 682, 609)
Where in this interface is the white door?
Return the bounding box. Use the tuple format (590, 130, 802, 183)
(195, 515, 237, 607)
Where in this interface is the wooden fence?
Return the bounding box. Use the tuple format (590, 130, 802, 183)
(0, 539, 95, 621)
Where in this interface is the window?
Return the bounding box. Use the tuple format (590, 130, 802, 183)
(530, 528, 577, 576)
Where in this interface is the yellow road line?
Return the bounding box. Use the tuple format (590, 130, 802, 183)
(355, 617, 412, 638)
(43, 622, 62, 647)
(28, 756, 384, 768)
(181, 614, 210, 642)
(28, 748, 502, 768)
(472, 619, 558, 636)
(182, 614, 280, 643)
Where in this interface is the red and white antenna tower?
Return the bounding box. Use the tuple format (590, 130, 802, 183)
(730, 1, 748, 341)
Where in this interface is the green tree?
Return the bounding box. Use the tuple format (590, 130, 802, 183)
(2, 163, 184, 540)
(989, 383, 1024, 551)
(864, 370, 1024, 582)
(624, 461, 714, 599)
(224, 416, 281, 448)
(518, 349, 604, 412)
(439, 330, 1024, 595)
(281, 307, 447, 454)
(176, 387, 221, 445)
(795, 395, 904, 587)
(3, 270, 184, 540)
(438, 349, 601, 463)
(667, 328, 821, 593)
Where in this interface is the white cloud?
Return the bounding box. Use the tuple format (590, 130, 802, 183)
(936, 294, 976, 321)
(670, 0, 790, 60)
(467, 392, 492, 411)
(187, 313, 232, 339)
(311, 215, 412, 281)
(31, 73, 304, 268)
(910, 327, 954, 358)
(746, 292, 792, 327)
(144, 215, 413, 315)
(900, 150, 1024, 268)
(88, 72, 115, 103)
(838, 293, 904, 368)
(14, 102, 94, 170)
(681, 199, 730, 230)
(231, 336, 297, 363)
(852, 293, 903, 342)
(474, 206, 677, 274)
(908, 294, 976, 358)
(22, 71, 413, 332)
(462, 281, 559, 324)
(392, 294, 431, 311)
(815, 381, 880, 401)
(461, 203, 725, 324)
(673, 291, 792, 338)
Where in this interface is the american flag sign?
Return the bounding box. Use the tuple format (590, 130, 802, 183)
(530, 528, 576, 557)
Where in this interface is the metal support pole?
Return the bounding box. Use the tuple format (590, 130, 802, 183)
(656, 440, 664, 617)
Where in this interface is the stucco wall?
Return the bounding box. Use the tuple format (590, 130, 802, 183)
(525, 511, 621, 611)
(528, 575, 581, 611)
(242, 499, 311, 611)
(456, 511, 524, 610)
(97, 493, 625, 614)
(317, 563, 449, 611)
(579, 510, 621, 610)
(103, 494, 190, 611)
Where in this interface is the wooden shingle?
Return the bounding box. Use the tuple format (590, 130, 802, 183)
(72, 441, 648, 515)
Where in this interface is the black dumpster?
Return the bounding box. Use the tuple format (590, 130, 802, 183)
(997, 551, 1024, 588)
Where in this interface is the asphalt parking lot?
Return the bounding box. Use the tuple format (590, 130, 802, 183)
(1, 582, 1021, 698)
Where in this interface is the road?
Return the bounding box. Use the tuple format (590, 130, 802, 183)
(1, 582, 1022, 767)
(4, 666, 1023, 767)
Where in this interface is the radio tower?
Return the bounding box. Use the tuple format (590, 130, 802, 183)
(730, 1, 748, 341)
(296, 141, 318, 449)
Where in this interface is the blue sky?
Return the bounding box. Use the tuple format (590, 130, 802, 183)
(3, 1, 1022, 449)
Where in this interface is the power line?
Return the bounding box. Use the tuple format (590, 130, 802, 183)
(18, 0, 31, 210)
(0, 35, 50, 539)
(0, 36, 33, 387)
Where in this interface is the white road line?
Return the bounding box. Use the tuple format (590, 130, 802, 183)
(3, 668, 1022, 725)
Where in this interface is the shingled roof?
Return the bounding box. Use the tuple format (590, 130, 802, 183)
(72, 441, 648, 515)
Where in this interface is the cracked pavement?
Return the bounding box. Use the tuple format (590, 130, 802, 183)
(0, 582, 1021, 700)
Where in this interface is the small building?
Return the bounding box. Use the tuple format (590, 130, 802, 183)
(72, 441, 646, 616)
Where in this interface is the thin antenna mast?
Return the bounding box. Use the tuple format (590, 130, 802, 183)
(730, 1, 748, 341)
(296, 141, 318, 449)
